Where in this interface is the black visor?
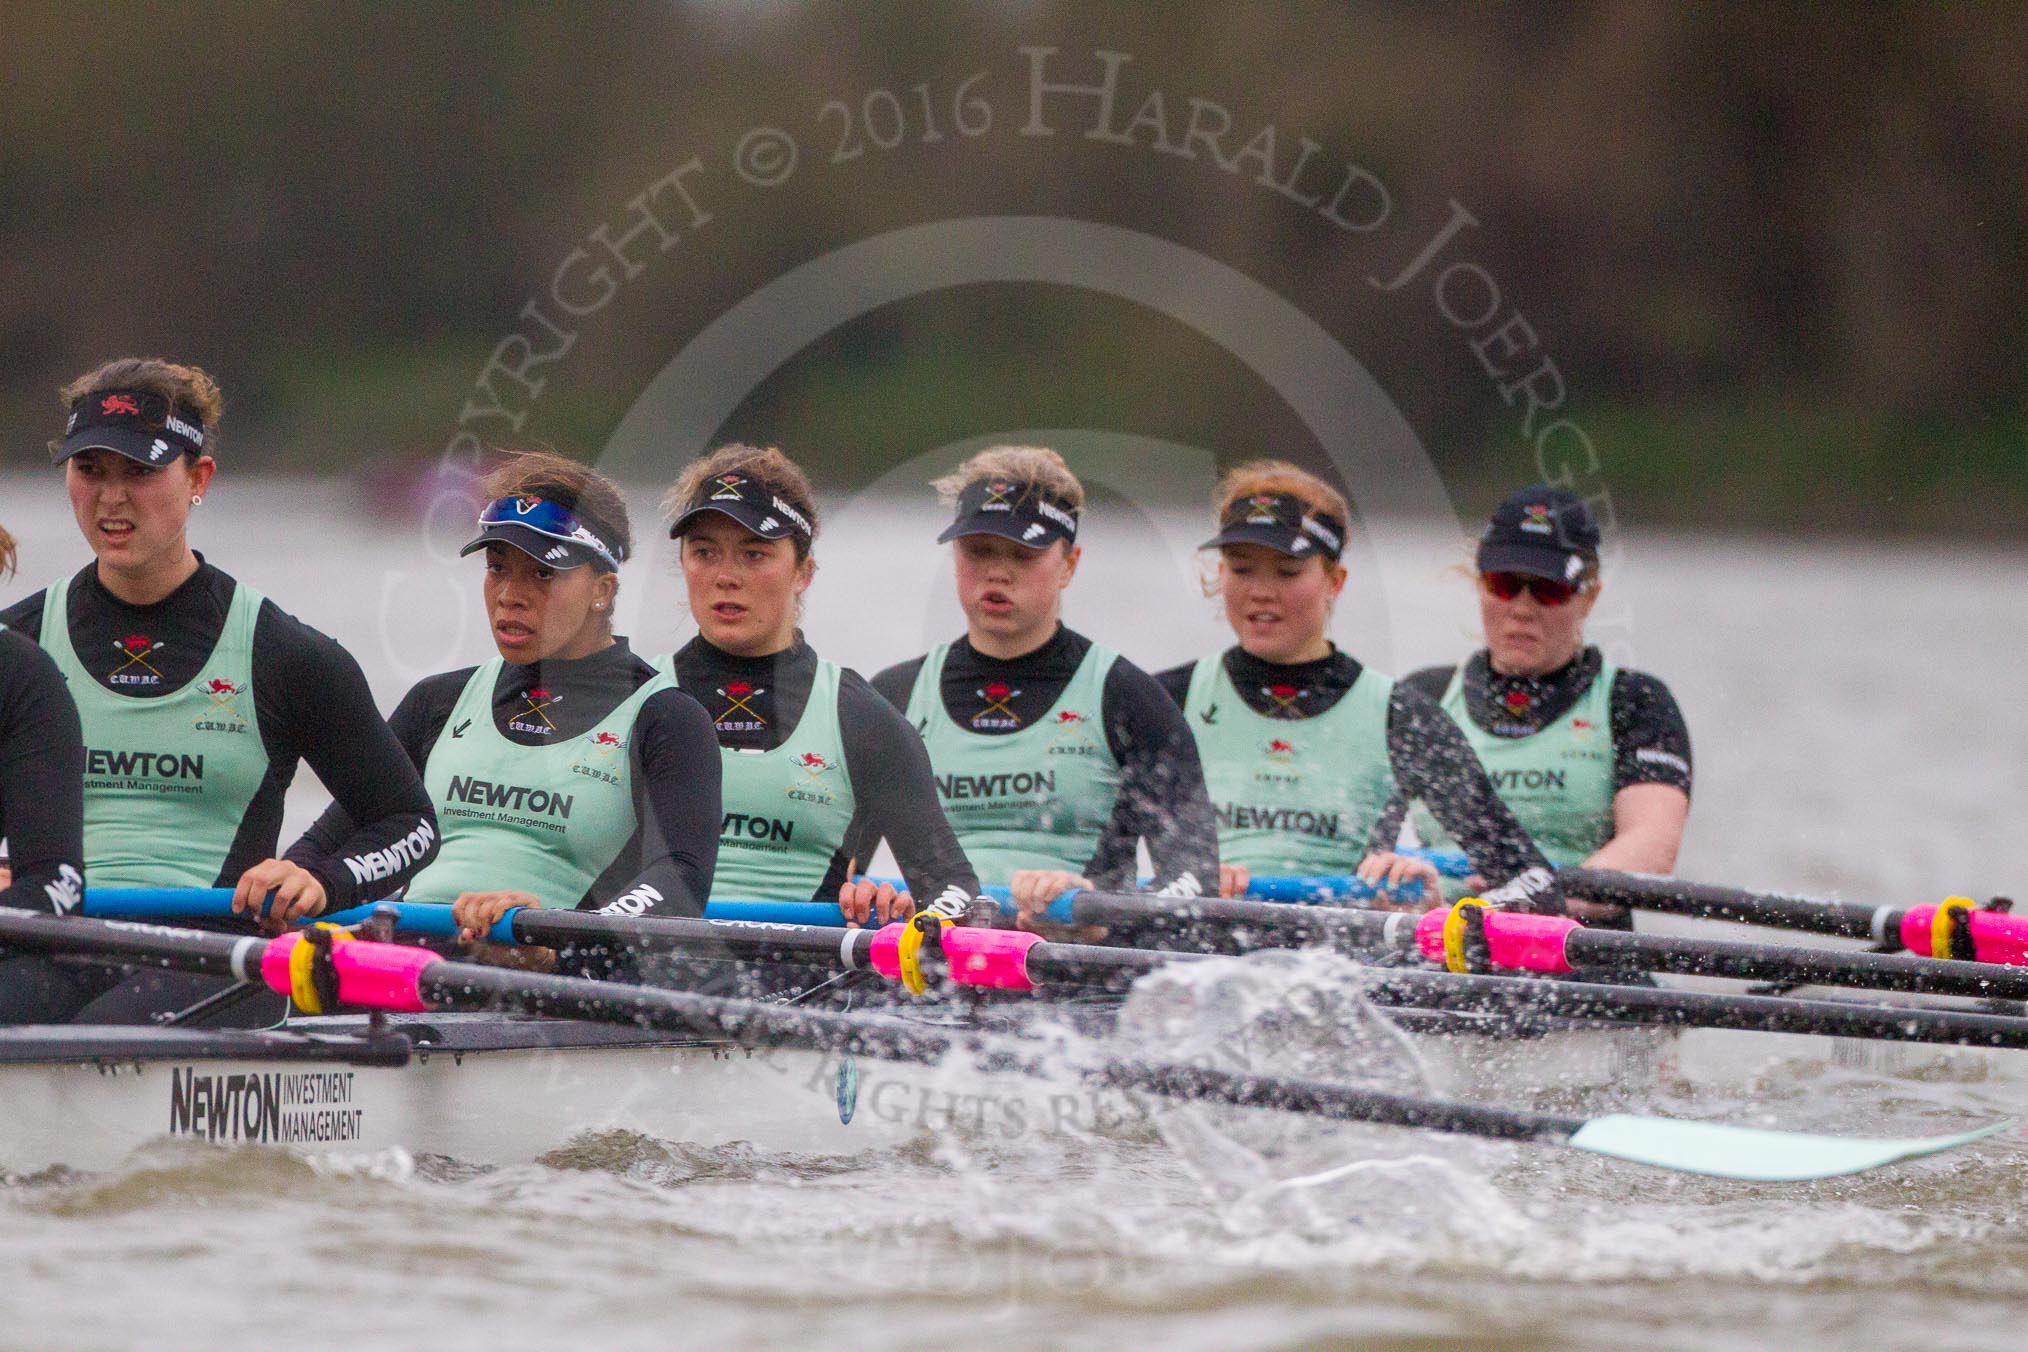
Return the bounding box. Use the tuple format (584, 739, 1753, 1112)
(936, 478, 1080, 549)
(54, 390, 208, 466)
(1475, 485, 1600, 581)
(1200, 492, 1345, 560)
(668, 471, 813, 543)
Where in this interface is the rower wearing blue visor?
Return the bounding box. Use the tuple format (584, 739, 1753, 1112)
(294, 452, 722, 971)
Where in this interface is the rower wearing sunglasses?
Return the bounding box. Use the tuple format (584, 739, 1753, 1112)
(0, 358, 438, 1025)
(296, 453, 722, 962)
(1404, 485, 1692, 925)
(1157, 461, 1562, 913)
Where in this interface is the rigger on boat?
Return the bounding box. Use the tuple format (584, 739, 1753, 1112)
(0, 420, 2020, 1184)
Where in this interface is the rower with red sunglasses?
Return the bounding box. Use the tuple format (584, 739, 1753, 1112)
(1404, 486, 1692, 923)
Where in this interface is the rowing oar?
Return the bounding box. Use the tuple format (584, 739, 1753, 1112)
(211, 899, 2028, 1055)
(1559, 869, 2028, 964)
(1017, 887, 2028, 1003)
(83, 885, 2028, 1003)
(0, 906, 2004, 1182)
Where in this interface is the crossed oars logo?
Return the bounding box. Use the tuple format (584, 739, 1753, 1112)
(519, 686, 559, 731)
(717, 680, 764, 725)
(974, 680, 1019, 724)
(792, 751, 831, 789)
(112, 634, 164, 679)
(983, 480, 1015, 508)
(1264, 682, 1303, 717)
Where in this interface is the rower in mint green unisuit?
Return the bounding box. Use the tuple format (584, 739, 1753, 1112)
(901, 637, 1124, 881)
(0, 365, 437, 1027)
(1406, 485, 1693, 919)
(871, 458, 1217, 897)
(403, 657, 673, 906)
(660, 457, 978, 911)
(37, 573, 266, 888)
(296, 474, 722, 934)
(1157, 477, 1561, 912)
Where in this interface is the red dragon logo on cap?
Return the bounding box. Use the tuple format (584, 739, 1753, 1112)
(101, 394, 141, 417)
(122, 635, 152, 653)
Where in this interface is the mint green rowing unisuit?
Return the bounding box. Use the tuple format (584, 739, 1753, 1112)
(657, 653, 856, 903)
(39, 574, 268, 888)
(904, 641, 1122, 885)
(1183, 653, 1397, 873)
(1414, 659, 1618, 866)
(405, 659, 671, 908)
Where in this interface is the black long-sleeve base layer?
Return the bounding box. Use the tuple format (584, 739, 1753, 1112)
(1, 559, 436, 909)
(0, 628, 84, 911)
(669, 635, 979, 903)
(1157, 647, 1556, 901)
(292, 638, 720, 918)
(875, 627, 1219, 896)
(1401, 648, 1693, 796)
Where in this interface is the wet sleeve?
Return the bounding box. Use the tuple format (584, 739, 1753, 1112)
(1153, 661, 1195, 709)
(1401, 665, 1454, 703)
(0, 594, 45, 641)
(287, 673, 458, 862)
(836, 673, 979, 901)
(0, 639, 85, 912)
(1093, 661, 1219, 895)
(867, 658, 924, 715)
(1384, 684, 1556, 899)
(265, 621, 447, 907)
(1610, 671, 1693, 796)
(577, 687, 721, 918)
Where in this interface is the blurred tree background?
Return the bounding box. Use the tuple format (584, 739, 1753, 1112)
(1, 0, 2022, 533)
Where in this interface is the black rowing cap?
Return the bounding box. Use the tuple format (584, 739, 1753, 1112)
(1200, 492, 1346, 560)
(668, 471, 812, 542)
(53, 390, 207, 466)
(936, 478, 1080, 549)
(1476, 485, 1601, 581)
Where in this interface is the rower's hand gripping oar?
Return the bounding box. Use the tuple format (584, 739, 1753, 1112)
(0, 906, 2005, 1184)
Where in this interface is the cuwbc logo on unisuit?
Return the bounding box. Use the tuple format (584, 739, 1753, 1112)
(195, 676, 250, 733)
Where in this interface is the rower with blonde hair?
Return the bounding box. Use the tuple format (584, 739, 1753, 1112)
(1157, 460, 1564, 914)
(874, 446, 1218, 926)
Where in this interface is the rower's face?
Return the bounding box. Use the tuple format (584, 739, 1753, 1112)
(953, 534, 1078, 648)
(65, 450, 213, 574)
(1481, 573, 1598, 676)
(1219, 544, 1343, 663)
(680, 513, 809, 656)
(483, 544, 614, 663)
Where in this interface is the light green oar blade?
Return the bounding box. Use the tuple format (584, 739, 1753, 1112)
(1568, 1114, 2010, 1181)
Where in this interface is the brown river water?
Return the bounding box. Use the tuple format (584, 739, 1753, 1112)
(0, 474, 2023, 1350)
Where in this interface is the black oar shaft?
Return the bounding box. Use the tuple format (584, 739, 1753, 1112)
(1091, 1061, 1583, 1141)
(1362, 967, 2028, 1048)
(1563, 869, 1891, 940)
(511, 908, 873, 968)
(1564, 929, 2028, 1001)
(1068, 890, 1408, 951)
